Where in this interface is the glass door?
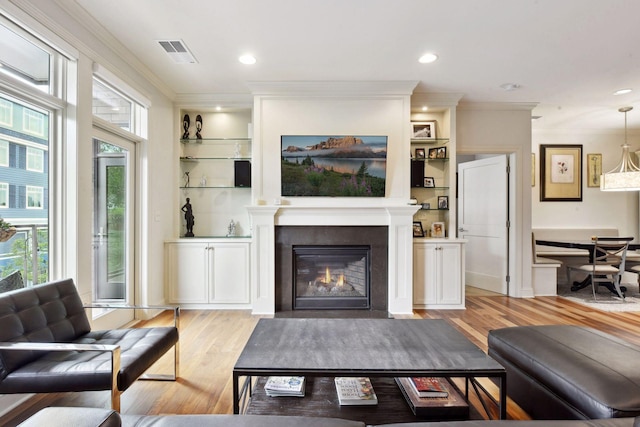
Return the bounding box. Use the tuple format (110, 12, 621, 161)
(93, 134, 135, 326)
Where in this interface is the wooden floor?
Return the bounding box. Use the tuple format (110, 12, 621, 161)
(5, 287, 640, 425)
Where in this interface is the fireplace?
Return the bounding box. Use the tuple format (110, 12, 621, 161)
(275, 225, 388, 313)
(293, 245, 370, 310)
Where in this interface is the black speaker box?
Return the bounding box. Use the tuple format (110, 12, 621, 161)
(411, 160, 425, 187)
(234, 160, 251, 187)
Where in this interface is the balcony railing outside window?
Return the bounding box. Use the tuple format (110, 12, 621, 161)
(0, 224, 48, 292)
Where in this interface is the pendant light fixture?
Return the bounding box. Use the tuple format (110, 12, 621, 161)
(600, 106, 640, 191)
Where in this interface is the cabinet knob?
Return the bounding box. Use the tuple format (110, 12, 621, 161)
(458, 227, 468, 232)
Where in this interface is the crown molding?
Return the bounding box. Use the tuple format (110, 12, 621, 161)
(246, 81, 419, 97)
(174, 93, 253, 110)
(411, 92, 464, 108)
(457, 101, 538, 111)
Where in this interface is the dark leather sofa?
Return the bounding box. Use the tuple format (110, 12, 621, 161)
(0, 279, 179, 411)
(15, 407, 640, 427)
(488, 325, 640, 420)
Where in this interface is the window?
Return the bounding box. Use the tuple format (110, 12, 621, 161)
(0, 140, 7, 167)
(92, 72, 148, 139)
(0, 182, 7, 208)
(26, 147, 44, 172)
(92, 78, 133, 132)
(26, 185, 43, 209)
(23, 108, 46, 137)
(0, 22, 51, 93)
(0, 99, 12, 126)
(0, 15, 69, 287)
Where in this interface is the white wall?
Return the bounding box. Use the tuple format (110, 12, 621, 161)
(532, 129, 639, 238)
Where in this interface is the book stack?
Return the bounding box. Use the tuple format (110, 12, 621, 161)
(334, 377, 378, 405)
(263, 376, 306, 397)
(396, 377, 469, 420)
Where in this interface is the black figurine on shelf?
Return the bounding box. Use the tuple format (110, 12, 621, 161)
(181, 198, 195, 237)
(182, 114, 190, 139)
(195, 114, 203, 140)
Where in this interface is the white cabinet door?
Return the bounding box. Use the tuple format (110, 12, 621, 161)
(166, 242, 210, 303)
(413, 241, 465, 309)
(211, 243, 250, 303)
(437, 244, 462, 305)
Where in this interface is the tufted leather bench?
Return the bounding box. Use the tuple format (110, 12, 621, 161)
(0, 278, 179, 411)
(488, 325, 640, 420)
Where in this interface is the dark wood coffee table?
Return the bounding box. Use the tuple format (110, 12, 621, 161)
(233, 318, 506, 421)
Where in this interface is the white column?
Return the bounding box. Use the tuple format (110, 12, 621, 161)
(387, 206, 420, 315)
(247, 206, 278, 315)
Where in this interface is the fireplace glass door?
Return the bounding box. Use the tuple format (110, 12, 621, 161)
(293, 245, 370, 310)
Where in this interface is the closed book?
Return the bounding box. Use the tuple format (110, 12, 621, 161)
(264, 376, 305, 397)
(334, 377, 378, 405)
(409, 377, 449, 397)
(396, 377, 469, 420)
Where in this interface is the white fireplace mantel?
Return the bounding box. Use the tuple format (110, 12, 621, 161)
(248, 204, 420, 315)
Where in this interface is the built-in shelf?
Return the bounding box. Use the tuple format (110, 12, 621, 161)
(410, 138, 450, 145)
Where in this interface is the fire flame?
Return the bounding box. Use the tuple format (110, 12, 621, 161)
(322, 266, 345, 287)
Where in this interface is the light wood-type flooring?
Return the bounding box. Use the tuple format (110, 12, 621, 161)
(4, 287, 640, 425)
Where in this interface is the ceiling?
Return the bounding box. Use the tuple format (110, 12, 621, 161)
(61, 0, 640, 130)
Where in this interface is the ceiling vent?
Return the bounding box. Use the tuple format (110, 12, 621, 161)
(157, 40, 197, 64)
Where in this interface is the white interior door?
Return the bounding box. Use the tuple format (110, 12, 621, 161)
(458, 155, 509, 294)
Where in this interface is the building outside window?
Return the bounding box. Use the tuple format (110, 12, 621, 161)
(26, 185, 43, 209)
(0, 99, 12, 127)
(22, 109, 45, 137)
(0, 140, 7, 167)
(0, 183, 7, 208)
(26, 146, 44, 172)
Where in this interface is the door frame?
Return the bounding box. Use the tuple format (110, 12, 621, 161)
(91, 126, 140, 329)
(457, 149, 520, 297)
(458, 154, 510, 295)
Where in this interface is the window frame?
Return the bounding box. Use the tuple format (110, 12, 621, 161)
(0, 140, 8, 167)
(0, 182, 8, 208)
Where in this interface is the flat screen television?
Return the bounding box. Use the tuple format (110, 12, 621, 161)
(281, 135, 387, 197)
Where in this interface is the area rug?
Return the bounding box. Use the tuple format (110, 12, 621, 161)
(557, 280, 640, 312)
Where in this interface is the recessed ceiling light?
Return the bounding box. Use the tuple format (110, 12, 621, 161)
(239, 54, 256, 65)
(418, 53, 438, 64)
(500, 83, 521, 91)
(422, 106, 428, 111)
(614, 88, 632, 95)
(215, 106, 222, 111)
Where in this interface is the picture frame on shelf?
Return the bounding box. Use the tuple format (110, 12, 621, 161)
(587, 153, 602, 188)
(428, 147, 438, 159)
(431, 222, 445, 238)
(436, 147, 447, 159)
(413, 221, 425, 238)
(438, 196, 449, 209)
(424, 177, 435, 188)
(412, 121, 436, 140)
(540, 144, 582, 201)
(421, 202, 431, 210)
(415, 148, 426, 159)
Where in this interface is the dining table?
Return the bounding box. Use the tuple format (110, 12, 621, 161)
(535, 237, 640, 297)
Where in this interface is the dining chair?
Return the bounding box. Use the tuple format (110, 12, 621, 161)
(566, 236, 632, 300)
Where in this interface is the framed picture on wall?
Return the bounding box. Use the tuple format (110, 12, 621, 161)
(412, 121, 436, 140)
(540, 144, 582, 201)
(587, 153, 602, 188)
